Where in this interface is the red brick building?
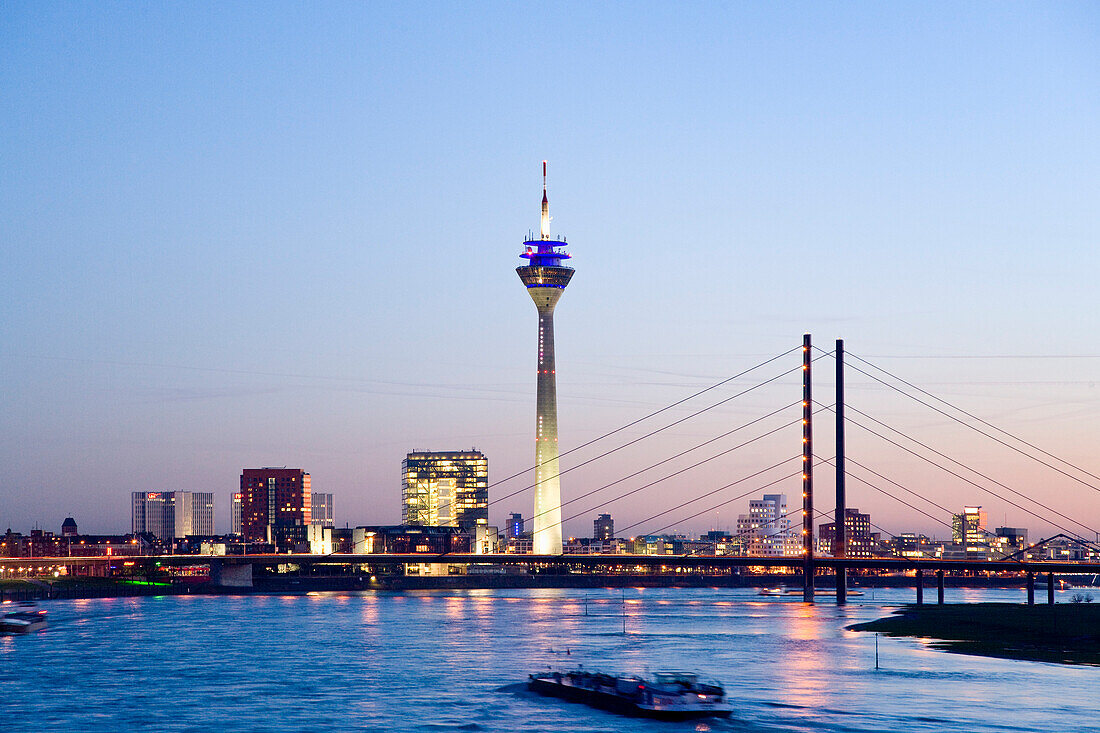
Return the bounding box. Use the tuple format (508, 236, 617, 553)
(240, 468, 311, 544)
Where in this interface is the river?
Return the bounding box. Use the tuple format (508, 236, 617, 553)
(2, 586, 1096, 732)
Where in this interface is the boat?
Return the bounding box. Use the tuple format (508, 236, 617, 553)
(758, 587, 784, 596)
(781, 588, 864, 597)
(0, 603, 48, 634)
(528, 668, 732, 719)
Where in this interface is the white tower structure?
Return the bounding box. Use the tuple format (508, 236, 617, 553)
(516, 162, 574, 555)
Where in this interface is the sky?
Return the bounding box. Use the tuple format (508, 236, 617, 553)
(2, 2, 1099, 541)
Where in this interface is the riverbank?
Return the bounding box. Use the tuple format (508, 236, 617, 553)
(0, 578, 177, 602)
(849, 603, 1100, 666)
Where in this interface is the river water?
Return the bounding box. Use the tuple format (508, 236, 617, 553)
(1, 586, 1096, 732)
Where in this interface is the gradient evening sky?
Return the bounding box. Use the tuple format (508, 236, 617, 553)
(2, 3, 1098, 541)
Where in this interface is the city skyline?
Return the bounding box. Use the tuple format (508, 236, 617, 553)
(2, 4, 1099, 539)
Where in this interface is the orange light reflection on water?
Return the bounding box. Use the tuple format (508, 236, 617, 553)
(774, 605, 831, 710)
(444, 595, 465, 621)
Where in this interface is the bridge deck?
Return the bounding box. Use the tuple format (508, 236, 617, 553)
(5, 553, 1100, 575)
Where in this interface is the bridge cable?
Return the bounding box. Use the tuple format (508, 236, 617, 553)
(816, 456, 955, 535)
(601, 404, 833, 536)
(481, 356, 811, 512)
(487, 345, 800, 490)
(632, 457, 833, 539)
(542, 412, 801, 528)
(843, 351, 1100, 493)
(607, 456, 802, 538)
(816, 400, 1100, 538)
(832, 408, 1097, 539)
(810, 505, 902, 552)
(534, 402, 829, 532)
(418, 345, 803, 525)
(531, 410, 806, 530)
(841, 402, 1097, 537)
(836, 457, 1028, 551)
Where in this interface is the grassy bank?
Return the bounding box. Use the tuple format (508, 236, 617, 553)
(849, 603, 1100, 666)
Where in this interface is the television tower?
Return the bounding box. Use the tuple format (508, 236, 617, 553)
(517, 161, 574, 555)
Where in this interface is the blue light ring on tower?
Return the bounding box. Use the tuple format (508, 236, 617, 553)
(521, 238, 571, 268)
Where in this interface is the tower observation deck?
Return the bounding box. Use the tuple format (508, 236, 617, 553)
(516, 162, 573, 556)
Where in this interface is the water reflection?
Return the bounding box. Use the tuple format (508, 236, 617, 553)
(0, 587, 1095, 733)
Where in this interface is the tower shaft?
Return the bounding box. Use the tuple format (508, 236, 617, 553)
(532, 300, 563, 554)
(518, 275, 570, 555)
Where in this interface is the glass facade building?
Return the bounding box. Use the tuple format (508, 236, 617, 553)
(401, 450, 488, 531)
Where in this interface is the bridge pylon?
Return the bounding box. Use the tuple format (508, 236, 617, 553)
(802, 334, 815, 603)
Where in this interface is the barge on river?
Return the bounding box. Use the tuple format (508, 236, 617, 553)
(528, 668, 732, 720)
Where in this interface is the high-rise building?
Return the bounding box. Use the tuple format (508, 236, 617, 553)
(952, 506, 987, 548)
(402, 451, 488, 531)
(946, 506, 1008, 560)
(736, 494, 800, 557)
(311, 493, 335, 527)
(240, 468, 311, 544)
(506, 513, 524, 539)
(517, 162, 574, 555)
(61, 517, 78, 537)
(132, 491, 215, 539)
(231, 492, 242, 535)
(819, 508, 878, 558)
(594, 513, 614, 541)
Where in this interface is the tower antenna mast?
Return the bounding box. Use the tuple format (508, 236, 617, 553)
(540, 160, 551, 240)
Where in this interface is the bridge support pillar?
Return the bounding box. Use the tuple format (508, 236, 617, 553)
(936, 570, 944, 604)
(211, 561, 252, 588)
(836, 567, 846, 606)
(916, 569, 923, 605)
(1027, 572, 1035, 605)
(1048, 573, 1055, 605)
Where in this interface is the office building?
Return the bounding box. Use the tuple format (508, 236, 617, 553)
(818, 508, 878, 558)
(736, 494, 800, 557)
(995, 526, 1028, 554)
(131, 491, 215, 539)
(945, 506, 1017, 560)
(594, 513, 614, 541)
(516, 162, 574, 555)
(231, 492, 242, 535)
(401, 450, 488, 531)
(886, 532, 941, 559)
(952, 506, 987, 547)
(240, 468, 311, 544)
(506, 513, 524, 539)
(311, 492, 335, 527)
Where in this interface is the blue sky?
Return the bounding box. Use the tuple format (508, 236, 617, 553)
(2, 2, 1098, 539)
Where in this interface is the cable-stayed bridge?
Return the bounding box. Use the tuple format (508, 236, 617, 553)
(7, 334, 1100, 604)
